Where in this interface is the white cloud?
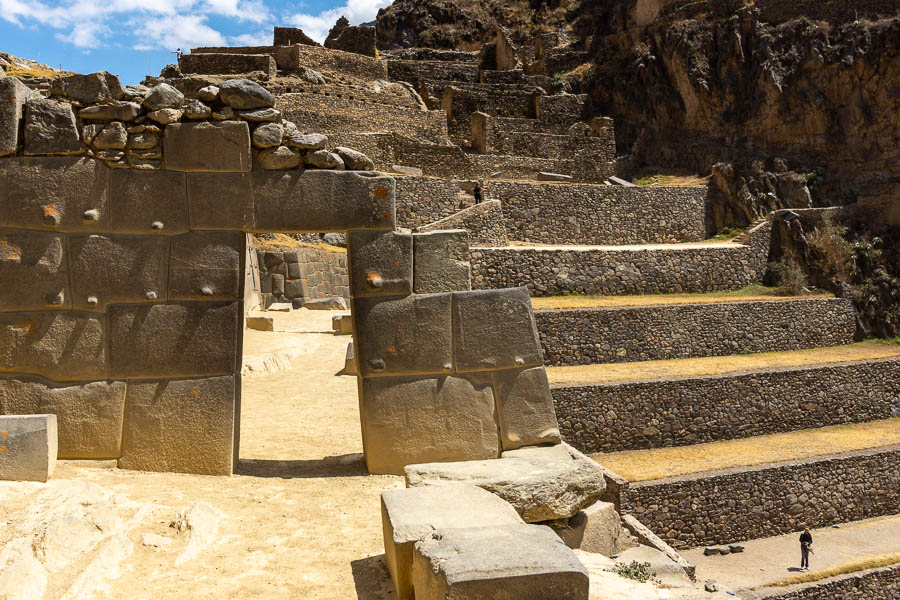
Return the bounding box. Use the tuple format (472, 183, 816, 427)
(202, 0, 270, 24)
(287, 0, 390, 43)
(229, 29, 272, 46)
(131, 14, 227, 50)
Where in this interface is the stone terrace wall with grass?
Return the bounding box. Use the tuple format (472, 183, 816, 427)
(618, 445, 900, 549)
(387, 60, 480, 86)
(554, 357, 900, 453)
(755, 563, 900, 600)
(536, 298, 857, 366)
(254, 245, 349, 307)
(276, 94, 448, 144)
(472, 221, 772, 296)
(295, 44, 387, 80)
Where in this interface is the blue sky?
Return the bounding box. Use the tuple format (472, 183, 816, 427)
(0, 0, 392, 85)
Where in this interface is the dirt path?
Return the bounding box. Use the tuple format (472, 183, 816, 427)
(0, 312, 402, 600)
(682, 515, 900, 592)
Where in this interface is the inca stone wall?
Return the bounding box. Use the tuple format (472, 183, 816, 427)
(179, 53, 277, 79)
(554, 358, 900, 453)
(387, 60, 480, 86)
(487, 182, 707, 245)
(254, 245, 350, 306)
(276, 93, 448, 144)
(395, 178, 708, 244)
(417, 200, 509, 246)
(754, 563, 900, 600)
(619, 445, 900, 549)
(472, 221, 772, 296)
(294, 44, 387, 80)
(189, 45, 302, 71)
(536, 298, 856, 366)
(481, 128, 614, 163)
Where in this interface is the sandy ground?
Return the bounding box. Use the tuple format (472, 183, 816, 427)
(683, 515, 900, 592)
(530, 290, 831, 310)
(547, 340, 900, 385)
(0, 310, 403, 600)
(593, 419, 900, 482)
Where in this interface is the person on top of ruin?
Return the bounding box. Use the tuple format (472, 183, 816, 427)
(799, 527, 813, 570)
(473, 181, 483, 204)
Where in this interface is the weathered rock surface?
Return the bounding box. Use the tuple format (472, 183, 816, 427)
(348, 230, 413, 297)
(24, 98, 81, 155)
(79, 101, 142, 121)
(256, 145, 302, 170)
(93, 121, 128, 150)
(286, 132, 327, 150)
(50, 71, 125, 104)
(252, 122, 283, 148)
(218, 78, 275, 110)
(381, 485, 523, 599)
(0, 414, 56, 482)
(143, 83, 184, 110)
(164, 121, 251, 172)
(412, 524, 590, 600)
(492, 366, 560, 450)
(412, 230, 471, 294)
(335, 146, 375, 171)
(0, 77, 31, 156)
(305, 149, 344, 169)
(406, 443, 607, 522)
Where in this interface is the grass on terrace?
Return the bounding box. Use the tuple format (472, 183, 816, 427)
(632, 173, 711, 187)
(593, 418, 900, 482)
(546, 339, 900, 386)
(768, 553, 900, 587)
(252, 233, 346, 253)
(530, 285, 832, 310)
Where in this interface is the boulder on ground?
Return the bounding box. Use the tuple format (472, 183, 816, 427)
(218, 78, 275, 110)
(382, 485, 522, 599)
(412, 524, 589, 600)
(406, 443, 607, 522)
(0, 414, 57, 482)
(575, 501, 636, 557)
(334, 146, 375, 171)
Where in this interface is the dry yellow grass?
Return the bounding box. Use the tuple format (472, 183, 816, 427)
(530, 286, 832, 310)
(5, 65, 66, 79)
(633, 173, 712, 187)
(767, 553, 900, 587)
(593, 419, 900, 482)
(252, 233, 346, 253)
(546, 340, 900, 386)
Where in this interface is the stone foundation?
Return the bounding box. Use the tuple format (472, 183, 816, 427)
(254, 244, 350, 307)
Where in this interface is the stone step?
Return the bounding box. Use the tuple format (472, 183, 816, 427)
(596, 435, 900, 550)
(471, 221, 772, 296)
(551, 351, 900, 453)
(536, 297, 856, 366)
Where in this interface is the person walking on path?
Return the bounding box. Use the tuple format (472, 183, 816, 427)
(473, 182, 483, 205)
(799, 527, 813, 570)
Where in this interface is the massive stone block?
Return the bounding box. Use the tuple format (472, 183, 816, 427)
(68, 235, 169, 310)
(109, 169, 189, 235)
(0, 377, 126, 458)
(252, 170, 396, 232)
(0, 312, 107, 381)
(23, 98, 82, 156)
(186, 172, 254, 230)
(0, 414, 57, 482)
(348, 231, 413, 297)
(0, 157, 109, 232)
(413, 230, 471, 294)
(169, 231, 243, 301)
(119, 375, 234, 475)
(108, 302, 238, 378)
(353, 294, 453, 377)
(49, 71, 125, 104)
(0, 229, 69, 310)
(406, 443, 607, 523)
(382, 485, 523, 600)
(361, 374, 499, 475)
(0, 77, 32, 156)
(412, 525, 589, 600)
(452, 287, 543, 372)
(164, 121, 252, 173)
(492, 366, 560, 450)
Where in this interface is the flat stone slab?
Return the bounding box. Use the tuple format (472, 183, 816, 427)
(0, 414, 57, 482)
(405, 443, 607, 522)
(382, 485, 523, 599)
(412, 524, 589, 600)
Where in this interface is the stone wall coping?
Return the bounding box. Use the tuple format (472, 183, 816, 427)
(627, 443, 900, 488)
(549, 354, 900, 389)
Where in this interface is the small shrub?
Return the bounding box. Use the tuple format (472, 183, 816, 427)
(552, 71, 566, 85)
(769, 258, 809, 296)
(712, 226, 744, 241)
(615, 561, 655, 583)
(807, 213, 856, 282)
